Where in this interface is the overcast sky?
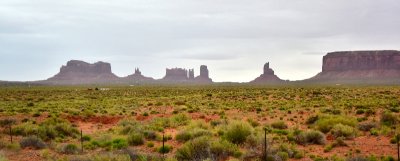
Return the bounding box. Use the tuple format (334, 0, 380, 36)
(1, 0, 399, 82)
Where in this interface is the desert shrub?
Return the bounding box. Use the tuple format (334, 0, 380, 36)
(40, 118, 79, 139)
(19, 136, 46, 149)
(119, 119, 143, 135)
(210, 139, 238, 159)
(147, 142, 154, 147)
(247, 118, 260, 127)
(358, 122, 378, 131)
(380, 111, 398, 126)
(82, 135, 91, 142)
(346, 156, 368, 161)
(224, 121, 252, 144)
(271, 121, 288, 129)
(171, 113, 191, 126)
(294, 153, 304, 159)
(175, 136, 238, 161)
(0, 153, 8, 161)
(175, 131, 192, 142)
(149, 117, 171, 130)
(331, 124, 356, 139)
(277, 151, 289, 161)
(192, 128, 212, 138)
(60, 144, 79, 154)
(128, 133, 144, 146)
(71, 152, 132, 161)
(14, 118, 79, 141)
(0, 118, 16, 127)
(175, 136, 210, 161)
(111, 138, 128, 150)
(296, 130, 326, 145)
(332, 137, 347, 147)
(315, 116, 357, 133)
(306, 115, 319, 125)
(158, 145, 173, 153)
(143, 130, 158, 140)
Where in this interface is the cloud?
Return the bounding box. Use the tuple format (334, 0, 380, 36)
(0, 0, 400, 82)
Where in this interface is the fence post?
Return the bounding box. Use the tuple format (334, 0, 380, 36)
(9, 125, 12, 143)
(81, 129, 83, 154)
(397, 134, 399, 161)
(264, 127, 268, 161)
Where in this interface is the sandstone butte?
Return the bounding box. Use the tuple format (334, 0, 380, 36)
(309, 50, 400, 83)
(12, 50, 400, 85)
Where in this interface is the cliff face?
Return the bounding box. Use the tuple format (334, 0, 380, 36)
(194, 65, 212, 83)
(322, 50, 400, 72)
(250, 62, 284, 84)
(310, 50, 400, 82)
(46, 60, 118, 84)
(159, 65, 212, 84)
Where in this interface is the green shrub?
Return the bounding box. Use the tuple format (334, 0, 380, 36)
(306, 115, 319, 125)
(331, 124, 356, 139)
(315, 116, 357, 133)
(175, 136, 210, 161)
(143, 130, 158, 140)
(175, 136, 238, 161)
(128, 133, 144, 146)
(277, 151, 289, 161)
(60, 144, 79, 154)
(19, 136, 46, 149)
(147, 142, 154, 147)
(380, 111, 398, 126)
(294, 152, 304, 159)
(358, 122, 378, 131)
(224, 121, 252, 144)
(82, 135, 92, 142)
(210, 139, 238, 159)
(175, 131, 192, 142)
(0, 153, 8, 161)
(158, 145, 173, 153)
(296, 130, 326, 145)
(324, 144, 333, 152)
(111, 138, 128, 149)
(271, 121, 288, 129)
(171, 113, 191, 126)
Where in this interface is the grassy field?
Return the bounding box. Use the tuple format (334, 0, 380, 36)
(0, 85, 399, 161)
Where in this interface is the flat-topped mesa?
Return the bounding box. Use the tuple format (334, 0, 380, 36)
(250, 62, 284, 84)
(310, 50, 400, 82)
(159, 65, 212, 83)
(322, 50, 400, 72)
(162, 68, 190, 81)
(46, 60, 118, 84)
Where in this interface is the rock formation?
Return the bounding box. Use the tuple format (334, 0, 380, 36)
(123, 68, 155, 84)
(309, 50, 400, 83)
(194, 65, 212, 83)
(250, 62, 284, 84)
(161, 68, 190, 82)
(159, 65, 212, 83)
(46, 60, 118, 84)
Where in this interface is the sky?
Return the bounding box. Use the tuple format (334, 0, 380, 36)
(1, 0, 400, 82)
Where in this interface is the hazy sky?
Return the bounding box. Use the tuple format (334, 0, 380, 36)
(1, 0, 399, 82)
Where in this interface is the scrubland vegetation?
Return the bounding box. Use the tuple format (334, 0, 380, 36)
(0, 85, 399, 161)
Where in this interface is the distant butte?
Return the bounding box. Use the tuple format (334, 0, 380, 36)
(309, 50, 400, 83)
(45, 60, 118, 85)
(250, 62, 284, 84)
(122, 68, 155, 84)
(5, 50, 400, 85)
(159, 65, 212, 84)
